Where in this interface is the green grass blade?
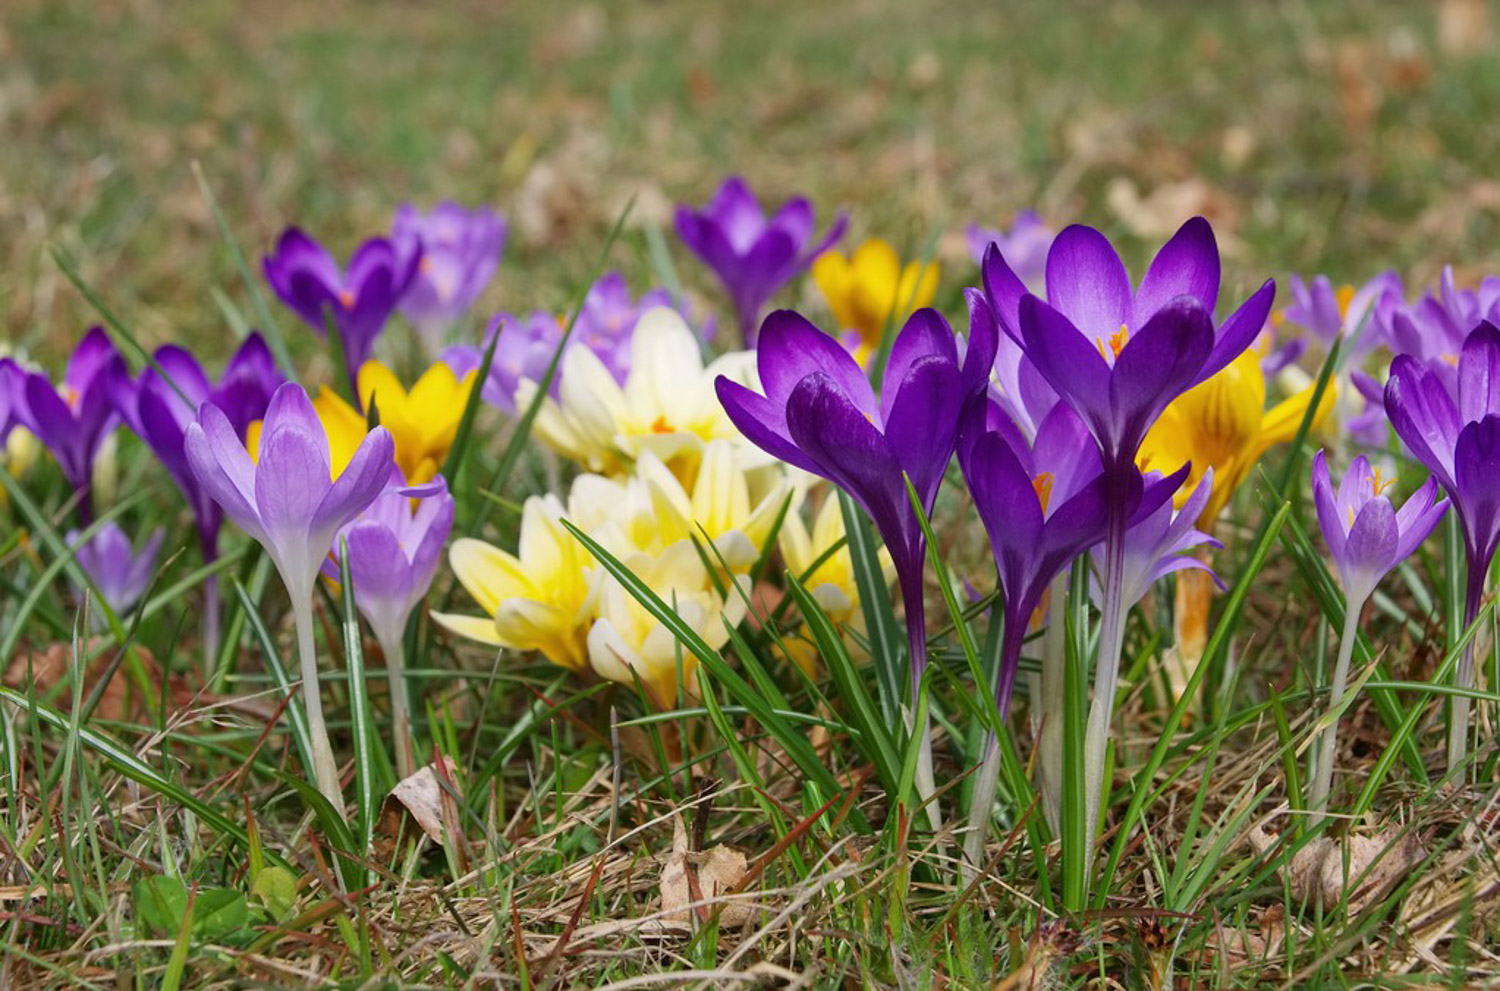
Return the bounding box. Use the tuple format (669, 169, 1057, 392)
(338, 540, 377, 867)
(839, 491, 903, 724)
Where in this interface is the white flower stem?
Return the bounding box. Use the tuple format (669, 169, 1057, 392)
(1037, 572, 1069, 834)
(377, 630, 415, 780)
(1083, 496, 1129, 880)
(291, 590, 345, 818)
(1309, 595, 1363, 818)
(961, 733, 1001, 887)
(1447, 574, 1485, 775)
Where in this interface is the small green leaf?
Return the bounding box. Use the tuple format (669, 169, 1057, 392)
(250, 866, 299, 921)
(134, 875, 188, 937)
(192, 888, 249, 941)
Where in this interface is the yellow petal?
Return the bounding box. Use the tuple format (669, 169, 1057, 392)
(430, 611, 508, 647)
(311, 386, 368, 477)
(448, 537, 538, 614)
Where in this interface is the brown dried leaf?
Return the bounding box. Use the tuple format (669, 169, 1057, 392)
(658, 814, 753, 927)
(1438, 0, 1491, 57)
(1251, 824, 1424, 913)
(379, 756, 460, 848)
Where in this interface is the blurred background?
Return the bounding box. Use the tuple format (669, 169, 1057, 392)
(3, 0, 1499, 356)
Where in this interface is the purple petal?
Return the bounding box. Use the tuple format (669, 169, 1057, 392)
(756, 310, 876, 416)
(715, 377, 823, 476)
(1016, 295, 1113, 440)
(881, 309, 957, 423)
(1133, 217, 1221, 323)
(1200, 279, 1276, 382)
(1458, 320, 1500, 424)
(254, 420, 332, 544)
(1044, 225, 1132, 342)
(309, 426, 396, 536)
(884, 355, 964, 511)
(185, 404, 264, 542)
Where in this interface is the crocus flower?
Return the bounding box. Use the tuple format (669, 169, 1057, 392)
(263, 227, 420, 391)
(66, 522, 165, 629)
(0, 358, 16, 442)
(10, 328, 128, 521)
(114, 334, 282, 661)
(966, 210, 1053, 294)
(1308, 451, 1446, 810)
(1377, 266, 1500, 370)
(1282, 272, 1402, 362)
(186, 382, 395, 811)
(312, 360, 475, 485)
(521, 307, 758, 478)
(983, 217, 1275, 475)
(325, 474, 454, 777)
(985, 216, 1273, 857)
(436, 494, 595, 672)
(1384, 320, 1500, 770)
(1137, 349, 1334, 527)
(675, 176, 846, 343)
(391, 202, 506, 353)
(718, 307, 996, 686)
(1117, 469, 1219, 610)
(811, 239, 939, 364)
(978, 290, 1059, 441)
(442, 272, 678, 414)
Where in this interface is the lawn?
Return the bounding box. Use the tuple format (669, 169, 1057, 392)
(3, 0, 1500, 986)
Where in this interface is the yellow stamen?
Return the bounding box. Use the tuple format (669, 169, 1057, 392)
(1371, 466, 1396, 498)
(1032, 472, 1054, 514)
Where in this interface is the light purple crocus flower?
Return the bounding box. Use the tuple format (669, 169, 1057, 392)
(0, 358, 17, 442)
(1308, 450, 1446, 810)
(1283, 272, 1403, 362)
(443, 272, 680, 414)
(1385, 320, 1500, 770)
(66, 522, 165, 629)
(1377, 267, 1500, 372)
(322, 473, 453, 777)
(113, 334, 282, 661)
(263, 227, 420, 392)
(392, 203, 507, 354)
(676, 176, 846, 344)
(10, 328, 128, 522)
(966, 210, 1052, 294)
(973, 289, 1058, 440)
(186, 381, 395, 811)
(1117, 468, 1220, 609)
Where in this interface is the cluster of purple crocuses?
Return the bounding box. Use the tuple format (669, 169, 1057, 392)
(6, 175, 1493, 871)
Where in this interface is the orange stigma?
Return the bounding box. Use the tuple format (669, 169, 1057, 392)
(650, 415, 673, 434)
(1032, 471, 1054, 513)
(337, 289, 356, 309)
(1097, 324, 1129, 361)
(1371, 466, 1396, 498)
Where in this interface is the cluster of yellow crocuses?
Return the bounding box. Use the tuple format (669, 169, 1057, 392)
(429, 307, 876, 708)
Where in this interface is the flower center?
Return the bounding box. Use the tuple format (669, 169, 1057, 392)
(1097, 324, 1129, 362)
(1031, 471, 1054, 514)
(650, 415, 674, 434)
(1370, 467, 1395, 498)
(337, 289, 356, 309)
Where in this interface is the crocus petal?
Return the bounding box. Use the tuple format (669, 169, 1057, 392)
(1109, 297, 1215, 453)
(1044, 225, 1132, 341)
(715, 377, 823, 475)
(881, 308, 957, 424)
(1343, 497, 1399, 600)
(1017, 295, 1113, 436)
(1311, 450, 1347, 562)
(884, 355, 964, 510)
(1200, 279, 1276, 382)
(1131, 216, 1220, 322)
(185, 403, 264, 541)
(1458, 320, 1500, 425)
(310, 426, 396, 536)
(254, 423, 332, 547)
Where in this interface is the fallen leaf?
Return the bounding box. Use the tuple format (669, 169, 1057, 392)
(1250, 824, 1424, 913)
(1438, 0, 1491, 57)
(379, 756, 460, 847)
(658, 814, 753, 927)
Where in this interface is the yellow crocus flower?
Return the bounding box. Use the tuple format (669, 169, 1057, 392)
(1137, 349, 1335, 527)
(310, 360, 476, 485)
(811, 239, 939, 363)
(432, 495, 593, 672)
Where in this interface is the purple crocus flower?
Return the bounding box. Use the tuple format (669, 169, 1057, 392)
(1385, 320, 1500, 770)
(10, 327, 128, 522)
(186, 381, 395, 810)
(1312, 452, 1445, 610)
(0, 358, 17, 442)
(1377, 267, 1500, 371)
(391, 203, 507, 353)
(676, 176, 846, 344)
(975, 289, 1059, 440)
(957, 400, 1113, 714)
(966, 210, 1053, 294)
(1283, 272, 1402, 361)
(719, 307, 996, 682)
(114, 334, 282, 661)
(1117, 468, 1220, 609)
(983, 217, 1275, 474)
(66, 522, 165, 628)
(1308, 450, 1446, 810)
(443, 272, 681, 414)
(263, 227, 420, 391)
(323, 473, 453, 777)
